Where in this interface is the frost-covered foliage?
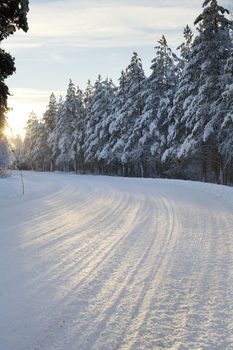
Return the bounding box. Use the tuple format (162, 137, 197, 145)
(21, 0, 233, 184)
(111, 52, 146, 176)
(163, 0, 233, 183)
(23, 111, 49, 170)
(218, 54, 233, 183)
(0, 138, 10, 175)
(84, 75, 116, 171)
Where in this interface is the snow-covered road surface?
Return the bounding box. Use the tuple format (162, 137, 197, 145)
(0, 172, 233, 350)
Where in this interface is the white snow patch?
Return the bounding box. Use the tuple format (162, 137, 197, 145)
(0, 172, 233, 350)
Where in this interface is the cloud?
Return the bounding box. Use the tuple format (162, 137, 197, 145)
(3, 0, 231, 52)
(8, 88, 64, 103)
(31, 0, 231, 9)
(3, 1, 202, 51)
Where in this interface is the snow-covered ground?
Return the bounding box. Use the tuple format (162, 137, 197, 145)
(0, 171, 233, 350)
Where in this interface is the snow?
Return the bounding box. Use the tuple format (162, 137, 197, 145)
(0, 171, 233, 350)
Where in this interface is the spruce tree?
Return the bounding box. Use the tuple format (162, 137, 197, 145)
(43, 93, 58, 170)
(55, 80, 79, 171)
(84, 75, 115, 172)
(139, 36, 178, 176)
(48, 96, 64, 170)
(71, 87, 85, 172)
(23, 111, 40, 170)
(94, 78, 116, 172)
(218, 54, 233, 184)
(106, 70, 128, 173)
(166, 0, 233, 182)
(177, 25, 193, 69)
(110, 52, 146, 176)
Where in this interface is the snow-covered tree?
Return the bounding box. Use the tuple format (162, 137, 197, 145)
(32, 122, 50, 171)
(43, 93, 58, 170)
(107, 53, 146, 176)
(133, 36, 179, 176)
(165, 0, 233, 182)
(71, 87, 85, 172)
(218, 54, 233, 184)
(93, 79, 116, 172)
(84, 75, 116, 172)
(48, 96, 64, 171)
(55, 80, 80, 171)
(0, 137, 10, 175)
(106, 70, 128, 172)
(9, 134, 24, 168)
(177, 25, 193, 69)
(23, 111, 43, 170)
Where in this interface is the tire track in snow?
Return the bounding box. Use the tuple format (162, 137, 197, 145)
(1, 173, 233, 350)
(26, 193, 140, 295)
(39, 192, 179, 350)
(116, 194, 179, 350)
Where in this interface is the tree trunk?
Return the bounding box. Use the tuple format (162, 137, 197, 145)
(202, 160, 207, 182)
(140, 161, 144, 178)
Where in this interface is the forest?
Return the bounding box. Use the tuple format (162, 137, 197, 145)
(12, 0, 233, 184)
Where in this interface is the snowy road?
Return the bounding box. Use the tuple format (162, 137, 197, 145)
(0, 172, 233, 350)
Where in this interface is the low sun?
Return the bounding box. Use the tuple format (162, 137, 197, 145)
(5, 106, 28, 139)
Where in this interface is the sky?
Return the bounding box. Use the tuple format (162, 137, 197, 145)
(3, 0, 232, 137)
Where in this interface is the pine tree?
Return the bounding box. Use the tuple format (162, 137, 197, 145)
(71, 86, 85, 172)
(137, 36, 179, 176)
(10, 134, 24, 168)
(48, 96, 64, 170)
(110, 52, 146, 176)
(177, 25, 193, 69)
(42, 93, 58, 170)
(94, 78, 116, 173)
(165, 0, 233, 182)
(33, 122, 50, 171)
(55, 80, 79, 171)
(0, 137, 10, 174)
(84, 75, 115, 172)
(106, 70, 128, 173)
(218, 54, 233, 184)
(23, 111, 41, 170)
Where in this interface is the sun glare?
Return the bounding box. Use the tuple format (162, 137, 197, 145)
(3, 126, 13, 138)
(6, 107, 27, 139)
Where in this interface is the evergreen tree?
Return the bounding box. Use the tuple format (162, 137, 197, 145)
(84, 75, 116, 172)
(71, 87, 85, 172)
(94, 78, 116, 172)
(55, 80, 79, 171)
(32, 122, 50, 171)
(43, 93, 58, 170)
(0, 137, 10, 173)
(0, 0, 29, 134)
(48, 96, 64, 170)
(218, 54, 233, 184)
(10, 134, 24, 168)
(23, 111, 41, 169)
(177, 25, 193, 69)
(137, 36, 179, 176)
(111, 52, 146, 176)
(165, 0, 233, 182)
(106, 70, 128, 173)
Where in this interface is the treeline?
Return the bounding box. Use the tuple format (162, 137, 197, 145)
(21, 0, 233, 184)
